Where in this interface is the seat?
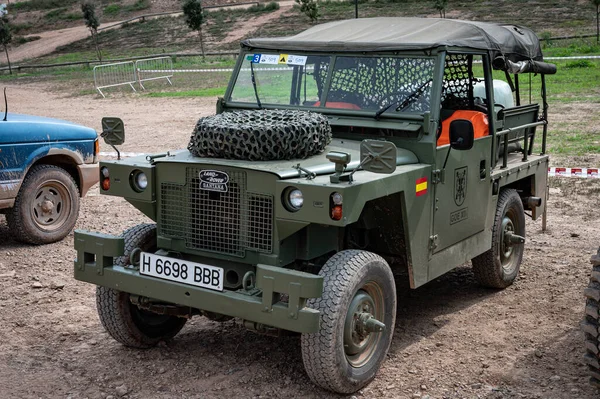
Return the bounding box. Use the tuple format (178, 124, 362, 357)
(438, 110, 489, 147)
(313, 101, 361, 110)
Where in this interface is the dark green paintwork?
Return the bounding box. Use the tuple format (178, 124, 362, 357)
(76, 37, 551, 329)
(74, 231, 322, 333)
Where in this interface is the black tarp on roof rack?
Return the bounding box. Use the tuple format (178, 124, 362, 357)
(242, 17, 545, 64)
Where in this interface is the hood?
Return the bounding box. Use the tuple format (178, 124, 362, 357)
(0, 113, 97, 145)
(158, 138, 419, 179)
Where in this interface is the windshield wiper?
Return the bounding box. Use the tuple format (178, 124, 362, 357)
(250, 62, 262, 109)
(396, 79, 432, 112)
(374, 79, 432, 119)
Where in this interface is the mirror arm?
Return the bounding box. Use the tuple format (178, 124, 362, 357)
(346, 154, 374, 183)
(111, 144, 121, 160)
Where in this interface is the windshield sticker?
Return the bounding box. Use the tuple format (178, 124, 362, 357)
(259, 54, 279, 65)
(199, 170, 229, 193)
(286, 55, 307, 66)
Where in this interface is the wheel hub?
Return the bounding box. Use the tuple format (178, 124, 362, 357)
(501, 217, 515, 259)
(344, 291, 385, 357)
(31, 182, 69, 229)
(40, 198, 54, 214)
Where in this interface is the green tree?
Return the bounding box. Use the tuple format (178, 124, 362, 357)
(81, 2, 102, 61)
(296, 0, 319, 23)
(592, 0, 600, 42)
(0, 5, 12, 74)
(183, 0, 205, 57)
(434, 0, 448, 18)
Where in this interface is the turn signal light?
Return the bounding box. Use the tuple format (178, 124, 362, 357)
(331, 205, 343, 220)
(100, 167, 110, 191)
(94, 138, 100, 156)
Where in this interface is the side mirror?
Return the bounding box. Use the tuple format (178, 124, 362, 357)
(360, 140, 397, 174)
(101, 117, 125, 146)
(449, 119, 474, 151)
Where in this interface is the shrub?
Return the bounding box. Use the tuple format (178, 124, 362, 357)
(124, 0, 151, 12)
(104, 4, 122, 16)
(264, 2, 280, 11)
(247, 2, 280, 12)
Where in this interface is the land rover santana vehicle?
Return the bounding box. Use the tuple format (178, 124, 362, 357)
(74, 18, 556, 393)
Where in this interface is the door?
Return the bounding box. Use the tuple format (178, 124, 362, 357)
(431, 135, 492, 254)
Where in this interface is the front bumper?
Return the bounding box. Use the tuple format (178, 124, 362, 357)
(74, 230, 323, 333)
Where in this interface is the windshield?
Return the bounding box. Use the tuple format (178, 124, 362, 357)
(229, 53, 436, 114)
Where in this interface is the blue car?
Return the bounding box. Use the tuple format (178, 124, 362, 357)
(0, 113, 99, 244)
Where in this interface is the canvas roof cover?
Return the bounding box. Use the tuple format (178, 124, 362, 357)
(242, 17, 544, 62)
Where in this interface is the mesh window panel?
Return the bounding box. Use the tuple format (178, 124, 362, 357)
(442, 54, 475, 109)
(322, 57, 435, 111)
(159, 168, 273, 257)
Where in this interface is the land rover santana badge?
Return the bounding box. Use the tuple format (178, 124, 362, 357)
(199, 170, 229, 193)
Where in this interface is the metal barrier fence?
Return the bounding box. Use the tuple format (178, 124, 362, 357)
(93, 61, 137, 98)
(135, 57, 173, 90)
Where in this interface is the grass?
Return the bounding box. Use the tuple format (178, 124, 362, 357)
(145, 87, 227, 97)
(44, 7, 81, 22)
(104, 4, 122, 16)
(123, 0, 151, 12)
(9, 0, 78, 12)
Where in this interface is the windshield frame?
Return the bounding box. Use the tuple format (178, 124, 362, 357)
(224, 50, 442, 121)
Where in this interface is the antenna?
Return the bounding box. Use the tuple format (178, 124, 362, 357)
(3, 88, 7, 122)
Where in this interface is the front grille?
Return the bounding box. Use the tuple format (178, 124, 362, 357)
(160, 168, 273, 257)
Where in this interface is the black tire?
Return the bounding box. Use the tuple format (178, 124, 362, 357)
(6, 164, 80, 245)
(96, 224, 186, 348)
(188, 109, 332, 161)
(301, 250, 396, 394)
(472, 188, 525, 288)
(583, 248, 600, 388)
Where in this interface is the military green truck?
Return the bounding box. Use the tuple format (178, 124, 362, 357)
(74, 18, 556, 393)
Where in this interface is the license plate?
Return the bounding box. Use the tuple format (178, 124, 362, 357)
(139, 252, 224, 292)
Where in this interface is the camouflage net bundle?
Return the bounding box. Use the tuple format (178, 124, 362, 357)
(188, 109, 332, 161)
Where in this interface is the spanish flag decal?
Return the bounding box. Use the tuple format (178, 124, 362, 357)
(416, 177, 428, 197)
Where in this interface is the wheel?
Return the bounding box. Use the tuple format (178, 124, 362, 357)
(301, 250, 396, 393)
(472, 188, 525, 288)
(6, 164, 80, 244)
(583, 248, 600, 387)
(96, 224, 187, 348)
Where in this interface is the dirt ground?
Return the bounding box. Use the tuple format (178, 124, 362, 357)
(1, 83, 599, 399)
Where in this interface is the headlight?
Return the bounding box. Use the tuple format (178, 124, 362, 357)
(283, 187, 304, 211)
(130, 170, 148, 192)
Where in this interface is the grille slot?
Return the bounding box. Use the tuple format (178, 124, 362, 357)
(160, 168, 273, 256)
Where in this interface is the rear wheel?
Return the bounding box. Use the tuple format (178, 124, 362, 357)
(301, 250, 396, 393)
(96, 224, 186, 348)
(472, 189, 525, 288)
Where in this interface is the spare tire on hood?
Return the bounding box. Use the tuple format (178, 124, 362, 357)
(188, 109, 332, 161)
